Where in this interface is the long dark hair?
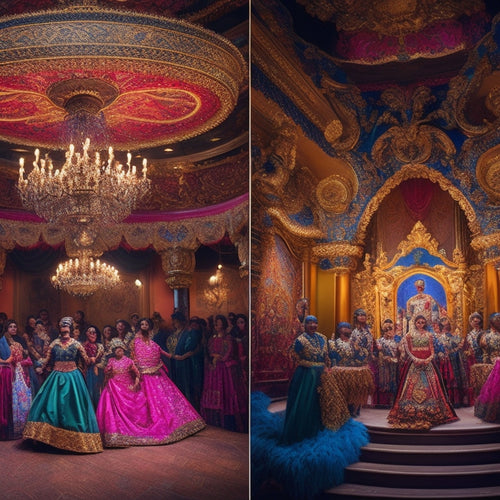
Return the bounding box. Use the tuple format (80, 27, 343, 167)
(84, 325, 102, 343)
(214, 314, 228, 331)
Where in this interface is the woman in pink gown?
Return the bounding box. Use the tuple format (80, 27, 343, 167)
(98, 318, 205, 446)
(95, 341, 144, 447)
(474, 357, 500, 423)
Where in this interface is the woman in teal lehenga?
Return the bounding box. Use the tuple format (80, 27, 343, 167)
(23, 316, 103, 453)
(280, 315, 329, 444)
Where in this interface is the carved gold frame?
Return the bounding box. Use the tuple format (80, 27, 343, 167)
(353, 222, 474, 337)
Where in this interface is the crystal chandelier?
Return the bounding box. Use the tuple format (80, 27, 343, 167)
(18, 138, 150, 227)
(51, 252, 120, 297)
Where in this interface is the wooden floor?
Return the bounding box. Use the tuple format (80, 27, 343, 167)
(0, 425, 249, 499)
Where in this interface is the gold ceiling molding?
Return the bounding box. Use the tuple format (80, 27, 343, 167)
(266, 206, 326, 240)
(471, 232, 500, 255)
(312, 242, 364, 260)
(296, 0, 483, 37)
(315, 173, 357, 214)
(451, 56, 500, 137)
(0, 199, 248, 256)
(354, 164, 481, 246)
(252, 15, 358, 150)
(321, 76, 361, 152)
(476, 146, 500, 204)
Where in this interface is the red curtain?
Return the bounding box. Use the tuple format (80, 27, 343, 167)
(399, 178, 436, 221)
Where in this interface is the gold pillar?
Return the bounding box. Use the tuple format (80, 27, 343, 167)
(485, 261, 500, 317)
(309, 260, 318, 317)
(335, 272, 351, 324)
(316, 268, 335, 336)
(311, 242, 363, 333)
(160, 247, 196, 289)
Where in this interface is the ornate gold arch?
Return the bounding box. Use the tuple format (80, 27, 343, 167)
(353, 164, 481, 247)
(353, 221, 473, 337)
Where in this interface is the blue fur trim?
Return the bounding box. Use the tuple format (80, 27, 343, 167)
(251, 392, 369, 499)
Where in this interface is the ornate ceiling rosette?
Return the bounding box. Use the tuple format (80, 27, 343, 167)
(0, 4, 246, 150)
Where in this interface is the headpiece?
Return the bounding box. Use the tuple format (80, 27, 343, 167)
(304, 315, 318, 324)
(111, 340, 127, 353)
(414, 279, 425, 287)
(336, 321, 351, 332)
(468, 311, 482, 323)
(59, 316, 73, 328)
(489, 312, 500, 323)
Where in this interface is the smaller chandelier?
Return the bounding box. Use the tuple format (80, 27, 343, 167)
(18, 138, 150, 226)
(51, 254, 120, 297)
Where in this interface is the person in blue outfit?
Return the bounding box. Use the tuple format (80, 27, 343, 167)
(280, 315, 330, 444)
(171, 312, 204, 412)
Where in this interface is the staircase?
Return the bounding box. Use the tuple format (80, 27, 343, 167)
(324, 412, 500, 499)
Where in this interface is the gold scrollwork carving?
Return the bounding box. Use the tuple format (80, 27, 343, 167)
(372, 87, 456, 167)
(316, 174, 356, 214)
(267, 207, 326, 241)
(476, 146, 500, 204)
(471, 232, 500, 263)
(160, 247, 196, 290)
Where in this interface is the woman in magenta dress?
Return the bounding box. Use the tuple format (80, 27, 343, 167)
(125, 317, 205, 445)
(474, 357, 500, 423)
(95, 341, 145, 446)
(388, 315, 458, 430)
(201, 314, 248, 432)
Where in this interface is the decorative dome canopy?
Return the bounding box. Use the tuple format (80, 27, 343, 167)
(0, 5, 246, 150)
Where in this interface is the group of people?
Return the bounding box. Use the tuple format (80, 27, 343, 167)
(0, 308, 249, 453)
(153, 311, 249, 433)
(282, 308, 500, 444)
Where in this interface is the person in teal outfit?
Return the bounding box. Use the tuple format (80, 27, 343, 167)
(281, 315, 330, 445)
(171, 313, 204, 412)
(22, 316, 103, 453)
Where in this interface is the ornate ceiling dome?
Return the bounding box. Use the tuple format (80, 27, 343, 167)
(0, 4, 246, 150)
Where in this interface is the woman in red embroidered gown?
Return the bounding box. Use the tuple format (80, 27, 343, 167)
(388, 315, 458, 430)
(201, 314, 248, 432)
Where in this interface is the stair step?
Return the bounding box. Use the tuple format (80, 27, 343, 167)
(344, 462, 500, 489)
(360, 442, 500, 465)
(367, 428, 500, 445)
(324, 483, 500, 499)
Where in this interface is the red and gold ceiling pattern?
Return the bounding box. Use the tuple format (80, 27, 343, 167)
(0, 6, 246, 149)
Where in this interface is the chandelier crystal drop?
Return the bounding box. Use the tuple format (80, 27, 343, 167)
(51, 253, 120, 297)
(18, 138, 150, 226)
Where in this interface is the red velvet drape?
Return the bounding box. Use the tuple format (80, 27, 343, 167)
(399, 178, 436, 221)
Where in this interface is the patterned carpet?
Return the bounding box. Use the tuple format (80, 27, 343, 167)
(0, 425, 249, 499)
